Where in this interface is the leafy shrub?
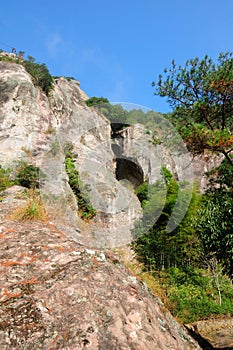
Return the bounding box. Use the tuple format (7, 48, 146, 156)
(132, 167, 200, 271)
(23, 59, 53, 95)
(65, 148, 96, 220)
(0, 54, 53, 95)
(149, 266, 233, 323)
(0, 56, 19, 63)
(0, 166, 14, 192)
(85, 96, 109, 107)
(196, 192, 233, 278)
(15, 162, 40, 189)
(64, 76, 76, 81)
(167, 276, 233, 323)
(134, 181, 149, 206)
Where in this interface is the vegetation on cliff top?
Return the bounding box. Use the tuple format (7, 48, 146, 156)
(0, 52, 53, 95)
(23, 56, 53, 95)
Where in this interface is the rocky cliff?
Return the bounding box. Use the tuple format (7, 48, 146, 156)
(0, 61, 142, 248)
(0, 61, 221, 245)
(0, 185, 201, 349)
(0, 60, 210, 349)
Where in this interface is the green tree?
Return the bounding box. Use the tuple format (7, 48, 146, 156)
(132, 168, 200, 271)
(194, 157, 233, 279)
(27, 55, 36, 63)
(153, 52, 233, 166)
(18, 51, 25, 59)
(207, 156, 233, 190)
(15, 162, 40, 189)
(85, 96, 129, 133)
(23, 60, 53, 95)
(195, 189, 233, 279)
(85, 96, 109, 107)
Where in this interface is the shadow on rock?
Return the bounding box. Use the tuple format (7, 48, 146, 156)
(185, 325, 233, 350)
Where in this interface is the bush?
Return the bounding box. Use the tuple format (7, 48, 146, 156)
(163, 267, 233, 323)
(23, 59, 53, 95)
(65, 151, 96, 220)
(132, 168, 200, 271)
(0, 54, 53, 95)
(85, 96, 109, 107)
(15, 162, 40, 189)
(0, 166, 14, 192)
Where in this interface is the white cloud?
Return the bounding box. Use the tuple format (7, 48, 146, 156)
(46, 33, 62, 56)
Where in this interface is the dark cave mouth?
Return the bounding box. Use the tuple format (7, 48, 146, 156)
(115, 158, 144, 189)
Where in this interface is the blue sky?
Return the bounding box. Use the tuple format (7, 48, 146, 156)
(1, 0, 233, 113)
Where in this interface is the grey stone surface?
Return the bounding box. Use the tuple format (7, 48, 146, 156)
(0, 63, 141, 247)
(0, 186, 201, 349)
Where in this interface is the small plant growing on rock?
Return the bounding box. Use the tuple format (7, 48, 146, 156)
(0, 166, 14, 192)
(64, 143, 96, 220)
(15, 162, 40, 189)
(10, 190, 47, 222)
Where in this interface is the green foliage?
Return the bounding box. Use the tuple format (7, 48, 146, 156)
(85, 96, 109, 107)
(23, 58, 53, 95)
(65, 148, 96, 220)
(0, 55, 22, 64)
(153, 52, 233, 166)
(0, 53, 53, 95)
(0, 166, 14, 191)
(1, 163, 41, 192)
(195, 189, 233, 279)
(132, 168, 201, 271)
(85, 96, 130, 133)
(207, 156, 233, 190)
(134, 181, 149, 206)
(27, 55, 35, 63)
(64, 76, 76, 81)
(85, 96, 168, 139)
(193, 157, 233, 279)
(164, 267, 233, 323)
(49, 140, 60, 156)
(15, 162, 40, 189)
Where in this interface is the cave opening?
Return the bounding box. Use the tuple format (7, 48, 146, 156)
(115, 158, 144, 189)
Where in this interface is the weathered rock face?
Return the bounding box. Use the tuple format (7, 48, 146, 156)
(49, 77, 142, 247)
(0, 60, 222, 249)
(0, 186, 201, 350)
(0, 61, 54, 164)
(1, 60, 220, 349)
(0, 62, 141, 247)
(112, 124, 221, 191)
(0, 61, 222, 247)
(112, 124, 193, 185)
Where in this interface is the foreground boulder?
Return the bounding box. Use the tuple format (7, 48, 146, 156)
(0, 186, 201, 349)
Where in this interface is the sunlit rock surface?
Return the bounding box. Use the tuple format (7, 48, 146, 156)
(0, 186, 201, 349)
(0, 62, 141, 247)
